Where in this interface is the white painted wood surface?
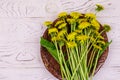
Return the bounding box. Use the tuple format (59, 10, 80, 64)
(0, 0, 119, 80)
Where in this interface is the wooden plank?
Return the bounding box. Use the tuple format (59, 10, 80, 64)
(0, 18, 46, 67)
(0, 68, 57, 80)
(0, 0, 119, 18)
(0, 0, 63, 17)
(94, 67, 120, 80)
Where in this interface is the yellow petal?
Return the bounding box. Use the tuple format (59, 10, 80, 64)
(85, 13, 96, 19)
(77, 19, 87, 23)
(76, 35, 89, 41)
(48, 28, 58, 34)
(51, 37, 58, 41)
(97, 36, 104, 40)
(97, 40, 105, 45)
(70, 12, 82, 19)
(44, 21, 52, 27)
(67, 18, 75, 24)
(67, 32, 77, 41)
(93, 44, 102, 50)
(58, 23, 67, 29)
(67, 41, 77, 48)
(90, 37, 95, 42)
(55, 20, 64, 27)
(58, 30, 67, 37)
(78, 22, 90, 29)
(75, 30, 82, 33)
(58, 12, 67, 18)
(91, 19, 100, 30)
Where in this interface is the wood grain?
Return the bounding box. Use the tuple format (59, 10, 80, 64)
(0, 0, 119, 80)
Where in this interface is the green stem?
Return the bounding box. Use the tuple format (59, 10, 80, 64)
(88, 48, 97, 73)
(54, 41, 68, 79)
(60, 46, 71, 80)
(67, 48, 73, 73)
(90, 50, 100, 80)
(72, 48, 80, 80)
(71, 43, 87, 80)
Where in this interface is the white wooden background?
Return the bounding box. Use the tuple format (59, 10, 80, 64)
(0, 0, 119, 80)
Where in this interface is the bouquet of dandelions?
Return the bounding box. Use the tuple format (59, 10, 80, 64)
(41, 4, 112, 80)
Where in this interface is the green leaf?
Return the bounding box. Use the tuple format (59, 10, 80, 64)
(40, 37, 59, 63)
(99, 40, 112, 57)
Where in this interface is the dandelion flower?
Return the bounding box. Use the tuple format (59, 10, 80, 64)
(77, 19, 87, 23)
(51, 37, 58, 41)
(76, 35, 89, 41)
(92, 30, 100, 35)
(48, 28, 58, 34)
(91, 19, 100, 30)
(67, 41, 77, 48)
(78, 21, 91, 29)
(98, 35, 104, 40)
(85, 13, 96, 19)
(75, 30, 82, 33)
(93, 44, 102, 50)
(90, 37, 95, 42)
(97, 40, 105, 45)
(44, 21, 52, 28)
(67, 32, 77, 41)
(58, 12, 67, 18)
(67, 18, 75, 24)
(55, 20, 64, 27)
(58, 23, 67, 29)
(70, 12, 82, 19)
(58, 30, 67, 38)
(94, 31, 100, 35)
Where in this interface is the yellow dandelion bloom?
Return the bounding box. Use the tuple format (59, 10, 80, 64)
(58, 30, 67, 37)
(91, 19, 100, 30)
(92, 30, 100, 35)
(90, 37, 96, 42)
(94, 31, 100, 35)
(76, 35, 89, 41)
(75, 30, 82, 33)
(98, 35, 104, 40)
(67, 32, 77, 41)
(70, 12, 82, 19)
(85, 13, 96, 19)
(67, 41, 77, 48)
(48, 28, 58, 34)
(77, 19, 87, 23)
(58, 12, 67, 18)
(58, 23, 67, 29)
(80, 40, 84, 44)
(51, 37, 58, 41)
(67, 18, 75, 24)
(93, 44, 102, 50)
(44, 21, 52, 27)
(97, 40, 105, 45)
(78, 21, 91, 29)
(55, 20, 64, 27)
